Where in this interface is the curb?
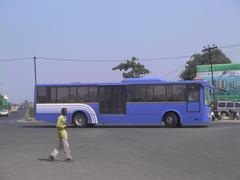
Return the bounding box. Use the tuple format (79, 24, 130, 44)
(17, 118, 38, 123)
(212, 120, 240, 123)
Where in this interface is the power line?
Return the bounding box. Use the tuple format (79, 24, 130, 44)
(38, 57, 125, 62)
(219, 43, 240, 49)
(0, 56, 190, 63)
(0, 43, 240, 63)
(135, 55, 191, 61)
(0, 57, 33, 62)
(38, 43, 239, 62)
(38, 55, 191, 62)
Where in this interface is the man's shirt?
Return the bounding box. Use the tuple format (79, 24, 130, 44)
(56, 115, 68, 139)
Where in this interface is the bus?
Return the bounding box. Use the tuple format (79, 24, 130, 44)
(34, 78, 211, 127)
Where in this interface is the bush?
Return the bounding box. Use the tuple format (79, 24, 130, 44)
(29, 106, 34, 118)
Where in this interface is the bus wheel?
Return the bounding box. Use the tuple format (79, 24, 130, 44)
(163, 112, 179, 128)
(72, 113, 88, 128)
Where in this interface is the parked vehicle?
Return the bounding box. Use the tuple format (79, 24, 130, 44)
(211, 105, 221, 121)
(211, 110, 221, 121)
(0, 109, 9, 117)
(228, 110, 240, 120)
(217, 101, 240, 118)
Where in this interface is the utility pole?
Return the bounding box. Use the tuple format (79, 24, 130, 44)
(202, 44, 218, 104)
(34, 56, 37, 85)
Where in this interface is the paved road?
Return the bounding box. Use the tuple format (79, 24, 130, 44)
(0, 102, 29, 123)
(0, 120, 240, 180)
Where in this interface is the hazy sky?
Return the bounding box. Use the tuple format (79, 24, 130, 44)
(1, 0, 240, 103)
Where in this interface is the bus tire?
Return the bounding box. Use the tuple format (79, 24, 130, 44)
(163, 112, 179, 128)
(72, 112, 88, 128)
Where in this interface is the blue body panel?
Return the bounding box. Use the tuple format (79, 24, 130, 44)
(36, 102, 210, 126)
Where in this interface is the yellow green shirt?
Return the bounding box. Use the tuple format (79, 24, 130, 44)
(56, 115, 68, 139)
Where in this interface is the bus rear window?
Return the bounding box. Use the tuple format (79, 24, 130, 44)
(37, 87, 48, 103)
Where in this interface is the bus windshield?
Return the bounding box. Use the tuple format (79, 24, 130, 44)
(204, 87, 211, 106)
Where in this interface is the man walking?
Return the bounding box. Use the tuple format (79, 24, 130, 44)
(49, 108, 73, 162)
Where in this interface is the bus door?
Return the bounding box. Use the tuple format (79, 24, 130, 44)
(98, 86, 126, 114)
(186, 84, 200, 112)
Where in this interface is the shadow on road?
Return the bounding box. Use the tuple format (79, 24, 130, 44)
(18, 125, 56, 128)
(37, 158, 53, 162)
(37, 158, 67, 162)
(18, 124, 208, 129)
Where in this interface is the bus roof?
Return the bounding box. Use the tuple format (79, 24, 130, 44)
(36, 78, 209, 87)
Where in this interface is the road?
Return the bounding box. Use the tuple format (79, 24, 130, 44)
(0, 102, 29, 123)
(0, 118, 240, 180)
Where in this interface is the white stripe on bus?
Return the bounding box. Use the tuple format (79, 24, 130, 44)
(36, 103, 98, 124)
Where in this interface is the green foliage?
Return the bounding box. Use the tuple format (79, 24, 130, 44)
(29, 106, 34, 118)
(179, 49, 232, 80)
(112, 57, 151, 78)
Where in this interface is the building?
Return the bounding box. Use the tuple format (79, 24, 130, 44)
(196, 64, 240, 101)
(11, 104, 19, 112)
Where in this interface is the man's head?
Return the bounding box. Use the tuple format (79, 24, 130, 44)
(61, 108, 67, 116)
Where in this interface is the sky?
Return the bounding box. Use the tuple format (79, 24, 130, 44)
(0, 0, 240, 103)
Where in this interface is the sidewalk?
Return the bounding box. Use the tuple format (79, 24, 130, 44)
(17, 118, 37, 123)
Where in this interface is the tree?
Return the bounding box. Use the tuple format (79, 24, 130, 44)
(112, 56, 151, 78)
(179, 49, 232, 80)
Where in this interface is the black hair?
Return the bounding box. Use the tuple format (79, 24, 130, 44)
(61, 108, 67, 114)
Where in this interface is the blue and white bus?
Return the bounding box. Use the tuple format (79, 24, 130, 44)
(35, 78, 211, 127)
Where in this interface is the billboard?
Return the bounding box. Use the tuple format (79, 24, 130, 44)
(196, 64, 240, 101)
(1, 95, 9, 109)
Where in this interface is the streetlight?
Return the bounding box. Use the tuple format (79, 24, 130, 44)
(34, 56, 37, 85)
(202, 44, 218, 103)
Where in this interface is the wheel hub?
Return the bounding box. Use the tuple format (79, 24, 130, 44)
(166, 116, 173, 124)
(76, 116, 83, 125)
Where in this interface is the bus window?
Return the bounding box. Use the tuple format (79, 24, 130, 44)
(127, 86, 147, 102)
(57, 87, 69, 103)
(152, 85, 166, 102)
(69, 87, 77, 102)
(50, 87, 57, 103)
(88, 86, 97, 102)
(146, 86, 154, 102)
(172, 85, 186, 101)
(77, 87, 88, 102)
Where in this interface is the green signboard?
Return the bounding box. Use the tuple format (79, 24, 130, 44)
(2, 99, 8, 108)
(196, 64, 240, 101)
